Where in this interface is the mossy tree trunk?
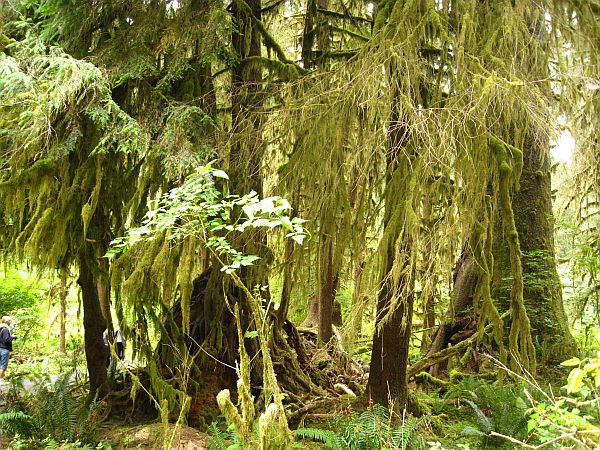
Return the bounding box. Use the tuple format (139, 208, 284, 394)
(368, 242, 414, 411)
(367, 86, 416, 412)
(419, 196, 438, 355)
(317, 233, 339, 345)
(159, 0, 320, 400)
(59, 270, 68, 354)
(492, 133, 577, 362)
(428, 249, 479, 376)
(317, 236, 333, 344)
(301, 0, 318, 69)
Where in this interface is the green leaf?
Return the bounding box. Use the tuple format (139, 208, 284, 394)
(561, 357, 581, 367)
(242, 204, 258, 219)
(566, 367, 585, 394)
(244, 331, 258, 339)
(291, 234, 305, 245)
(240, 255, 260, 266)
(258, 197, 276, 213)
(460, 426, 487, 437)
(280, 216, 294, 231)
(583, 362, 600, 372)
(212, 169, 229, 179)
(226, 445, 242, 450)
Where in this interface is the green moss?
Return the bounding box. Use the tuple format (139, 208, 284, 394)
(415, 371, 450, 388)
(489, 134, 536, 374)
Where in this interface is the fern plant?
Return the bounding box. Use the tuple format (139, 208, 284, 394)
(208, 422, 233, 450)
(0, 374, 103, 446)
(295, 404, 423, 450)
(294, 427, 347, 450)
(0, 411, 38, 438)
(445, 377, 529, 448)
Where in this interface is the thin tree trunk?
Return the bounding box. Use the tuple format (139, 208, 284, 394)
(420, 196, 437, 355)
(96, 254, 112, 338)
(278, 238, 294, 324)
(302, 293, 319, 328)
(347, 260, 365, 351)
(301, 0, 317, 68)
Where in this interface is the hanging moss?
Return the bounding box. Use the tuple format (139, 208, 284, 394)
(470, 197, 507, 365)
(489, 134, 536, 373)
(81, 155, 104, 241)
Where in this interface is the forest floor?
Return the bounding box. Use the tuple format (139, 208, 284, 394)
(98, 422, 210, 449)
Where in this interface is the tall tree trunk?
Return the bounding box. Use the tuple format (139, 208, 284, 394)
(59, 270, 68, 354)
(317, 234, 335, 345)
(230, 0, 263, 195)
(78, 251, 108, 402)
(368, 241, 414, 411)
(491, 6, 576, 364)
(96, 254, 113, 339)
(367, 85, 416, 412)
(492, 133, 577, 362)
(277, 238, 295, 324)
(419, 196, 438, 355)
(301, 0, 317, 68)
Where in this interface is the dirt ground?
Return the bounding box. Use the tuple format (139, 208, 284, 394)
(99, 422, 210, 449)
(0, 433, 11, 448)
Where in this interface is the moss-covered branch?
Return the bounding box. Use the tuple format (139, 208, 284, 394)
(252, 18, 307, 75)
(409, 313, 508, 378)
(316, 8, 373, 24)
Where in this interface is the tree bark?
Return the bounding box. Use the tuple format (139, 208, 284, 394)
(96, 254, 113, 339)
(301, 0, 317, 68)
(368, 245, 414, 411)
(317, 234, 335, 345)
(367, 85, 415, 412)
(428, 249, 479, 376)
(78, 251, 109, 402)
(492, 133, 577, 362)
(59, 270, 68, 354)
(419, 196, 438, 355)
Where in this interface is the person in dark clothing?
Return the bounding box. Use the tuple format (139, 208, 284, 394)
(0, 316, 17, 379)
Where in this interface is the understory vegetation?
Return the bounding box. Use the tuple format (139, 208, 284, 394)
(0, 0, 599, 448)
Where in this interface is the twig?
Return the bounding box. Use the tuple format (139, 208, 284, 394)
(489, 431, 570, 449)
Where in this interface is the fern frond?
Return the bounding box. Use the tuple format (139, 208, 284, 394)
(0, 410, 37, 438)
(464, 399, 492, 434)
(391, 417, 417, 450)
(208, 422, 227, 450)
(294, 427, 347, 450)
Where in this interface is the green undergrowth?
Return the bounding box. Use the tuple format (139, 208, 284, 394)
(279, 376, 550, 449)
(0, 374, 108, 449)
